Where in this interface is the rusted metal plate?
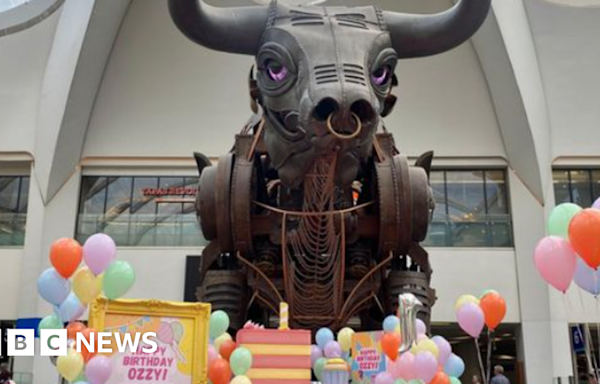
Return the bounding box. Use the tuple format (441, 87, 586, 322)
(216, 153, 235, 253)
(198, 166, 217, 240)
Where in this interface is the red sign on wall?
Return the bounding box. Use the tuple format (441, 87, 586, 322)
(142, 187, 198, 197)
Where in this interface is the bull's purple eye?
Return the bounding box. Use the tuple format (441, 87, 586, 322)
(266, 60, 289, 82)
(371, 66, 391, 86)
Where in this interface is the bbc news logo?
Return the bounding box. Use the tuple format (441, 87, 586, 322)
(0, 330, 158, 356)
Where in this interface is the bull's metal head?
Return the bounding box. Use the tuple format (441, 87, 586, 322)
(169, 0, 490, 188)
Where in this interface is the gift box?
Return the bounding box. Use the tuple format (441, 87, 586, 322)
(236, 328, 312, 384)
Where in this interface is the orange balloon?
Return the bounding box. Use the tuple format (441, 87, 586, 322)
(66, 322, 86, 341)
(208, 358, 231, 384)
(219, 340, 237, 361)
(479, 292, 507, 330)
(569, 209, 600, 269)
(79, 328, 97, 362)
(381, 332, 401, 361)
(430, 371, 451, 384)
(50, 238, 83, 279)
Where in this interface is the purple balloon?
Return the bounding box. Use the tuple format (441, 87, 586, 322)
(86, 355, 113, 384)
(574, 257, 600, 296)
(414, 351, 437, 383)
(457, 303, 485, 338)
(57, 293, 85, 323)
(374, 372, 394, 384)
(416, 319, 427, 336)
(324, 340, 342, 359)
(432, 335, 452, 366)
(84, 234, 117, 275)
(310, 344, 323, 365)
(593, 197, 600, 211)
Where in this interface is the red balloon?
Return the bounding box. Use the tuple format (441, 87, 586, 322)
(50, 238, 83, 278)
(66, 322, 86, 341)
(208, 358, 231, 384)
(219, 340, 237, 361)
(381, 332, 401, 361)
(79, 328, 97, 362)
(479, 292, 507, 331)
(430, 371, 451, 384)
(569, 209, 600, 269)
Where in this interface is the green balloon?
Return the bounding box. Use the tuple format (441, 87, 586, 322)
(395, 380, 408, 384)
(172, 321, 184, 342)
(548, 203, 582, 239)
(103, 261, 136, 299)
(38, 314, 63, 333)
(480, 289, 499, 299)
(313, 357, 327, 381)
(209, 310, 230, 339)
(230, 347, 253, 376)
(408, 381, 425, 384)
(450, 378, 462, 384)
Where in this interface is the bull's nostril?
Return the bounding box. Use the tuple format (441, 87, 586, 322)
(313, 98, 339, 121)
(350, 100, 375, 123)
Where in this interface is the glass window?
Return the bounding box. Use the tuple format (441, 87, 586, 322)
(553, 169, 600, 208)
(0, 176, 30, 246)
(423, 169, 513, 248)
(76, 176, 205, 247)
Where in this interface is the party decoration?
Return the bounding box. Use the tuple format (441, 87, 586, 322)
(414, 351, 437, 383)
(534, 236, 577, 292)
(548, 203, 582, 239)
(311, 344, 324, 365)
(394, 380, 408, 384)
(351, 331, 388, 383)
(454, 295, 479, 311)
(79, 328, 97, 362)
(57, 293, 86, 323)
(66, 322, 86, 341)
(231, 376, 253, 384)
(383, 315, 400, 333)
(50, 238, 83, 279)
(210, 310, 231, 339)
(374, 372, 394, 384)
(37, 268, 71, 306)
(314, 358, 327, 382)
(449, 378, 462, 384)
(230, 347, 253, 376)
(382, 332, 402, 361)
(456, 303, 485, 338)
(85, 355, 113, 384)
(57, 348, 84, 382)
(316, 328, 335, 350)
(323, 358, 350, 384)
(398, 294, 423, 353)
(408, 381, 425, 384)
(279, 302, 289, 330)
(73, 267, 103, 304)
(430, 372, 451, 384)
(209, 358, 232, 384)
(479, 289, 499, 299)
(414, 339, 439, 359)
(208, 344, 219, 365)
(102, 260, 135, 299)
(38, 314, 64, 333)
(215, 333, 233, 352)
(415, 320, 426, 336)
(479, 291, 506, 330)
(593, 197, 600, 210)
(444, 354, 465, 378)
(83, 234, 116, 275)
(324, 341, 342, 359)
(569, 208, 600, 269)
(337, 327, 355, 352)
(432, 336, 452, 367)
(396, 352, 416, 381)
(220, 339, 238, 361)
(574, 257, 600, 295)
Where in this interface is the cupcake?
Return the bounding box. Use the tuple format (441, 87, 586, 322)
(322, 358, 350, 384)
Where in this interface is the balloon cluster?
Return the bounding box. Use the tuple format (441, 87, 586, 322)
(455, 291, 506, 339)
(310, 327, 354, 382)
(207, 311, 254, 384)
(535, 200, 600, 294)
(375, 316, 463, 384)
(37, 234, 136, 384)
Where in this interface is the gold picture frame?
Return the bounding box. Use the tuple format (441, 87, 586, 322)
(89, 298, 211, 384)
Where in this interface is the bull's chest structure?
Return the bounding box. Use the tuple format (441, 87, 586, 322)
(168, 0, 491, 330)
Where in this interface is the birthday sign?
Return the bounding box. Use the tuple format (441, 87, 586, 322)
(351, 331, 387, 384)
(90, 298, 211, 384)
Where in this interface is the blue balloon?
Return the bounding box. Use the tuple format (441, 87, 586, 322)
(383, 315, 400, 333)
(444, 353, 465, 378)
(37, 268, 71, 305)
(574, 257, 600, 296)
(316, 328, 334, 350)
(57, 293, 85, 323)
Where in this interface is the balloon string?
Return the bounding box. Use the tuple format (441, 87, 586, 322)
(486, 330, 494, 384)
(474, 338, 487, 384)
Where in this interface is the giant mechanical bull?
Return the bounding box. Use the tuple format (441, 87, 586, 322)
(169, 0, 490, 330)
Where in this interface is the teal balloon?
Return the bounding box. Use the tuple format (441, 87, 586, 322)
(230, 347, 253, 376)
(103, 261, 136, 299)
(480, 289, 499, 299)
(408, 381, 424, 384)
(450, 378, 462, 384)
(38, 314, 63, 333)
(395, 380, 408, 384)
(548, 203, 582, 239)
(313, 357, 327, 381)
(209, 310, 230, 339)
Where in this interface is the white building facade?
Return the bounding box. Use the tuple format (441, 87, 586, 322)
(1, 0, 600, 383)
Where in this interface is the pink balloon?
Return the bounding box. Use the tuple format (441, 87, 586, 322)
(311, 344, 323, 366)
(593, 197, 600, 211)
(374, 372, 394, 384)
(432, 335, 452, 366)
(208, 344, 219, 364)
(83, 234, 116, 275)
(534, 236, 577, 293)
(416, 319, 427, 336)
(457, 303, 485, 338)
(396, 352, 416, 380)
(86, 355, 113, 384)
(157, 322, 174, 344)
(417, 334, 429, 343)
(414, 351, 437, 383)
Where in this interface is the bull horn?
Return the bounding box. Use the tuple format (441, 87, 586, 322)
(383, 0, 491, 59)
(168, 0, 269, 55)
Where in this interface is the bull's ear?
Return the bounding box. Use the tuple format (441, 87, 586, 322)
(381, 94, 397, 118)
(249, 66, 261, 114)
(194, 152, 212, 176)
(415, 151, 434, 177)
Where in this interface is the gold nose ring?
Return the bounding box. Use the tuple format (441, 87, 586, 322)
(326, 112, 362, 140)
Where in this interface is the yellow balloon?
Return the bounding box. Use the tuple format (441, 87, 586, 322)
(454, 294, 479, 311)
(57, 348, 84, 382)
(337, 327, 355, 352)
(214, 332, 232, 352)
(231, 375, 253, 384)
(416, 339, 439, 359)
(73, 267, 103, 304)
